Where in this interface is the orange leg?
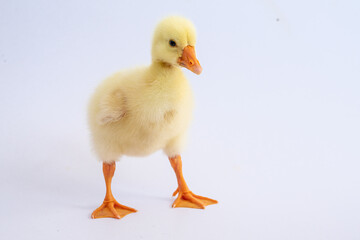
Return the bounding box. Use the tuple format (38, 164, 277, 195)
(91, 162, 137, 219)
(169, 155, 218, 209)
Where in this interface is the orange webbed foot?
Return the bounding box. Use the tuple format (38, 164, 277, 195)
(172, 188, 218, 209)
(91, 200, 137, 219)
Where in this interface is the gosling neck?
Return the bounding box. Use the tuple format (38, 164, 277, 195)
(150, 60, 181, 76)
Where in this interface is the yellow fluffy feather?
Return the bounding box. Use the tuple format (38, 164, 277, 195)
(88, 16, 198, 162)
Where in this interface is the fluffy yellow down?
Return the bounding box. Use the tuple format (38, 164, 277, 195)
(88, 16, 197, 162)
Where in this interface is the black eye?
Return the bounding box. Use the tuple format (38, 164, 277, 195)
(169, 40, 176, 47)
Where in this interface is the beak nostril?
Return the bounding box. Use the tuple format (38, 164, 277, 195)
(181, 46, 201, 74)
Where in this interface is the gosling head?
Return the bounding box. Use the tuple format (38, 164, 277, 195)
(151, 16, 202, 75)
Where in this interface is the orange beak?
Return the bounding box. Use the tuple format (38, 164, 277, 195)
(177, 45, 202, 75)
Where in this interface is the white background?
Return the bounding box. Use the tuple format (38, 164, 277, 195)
(1, 0, 360, 239)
